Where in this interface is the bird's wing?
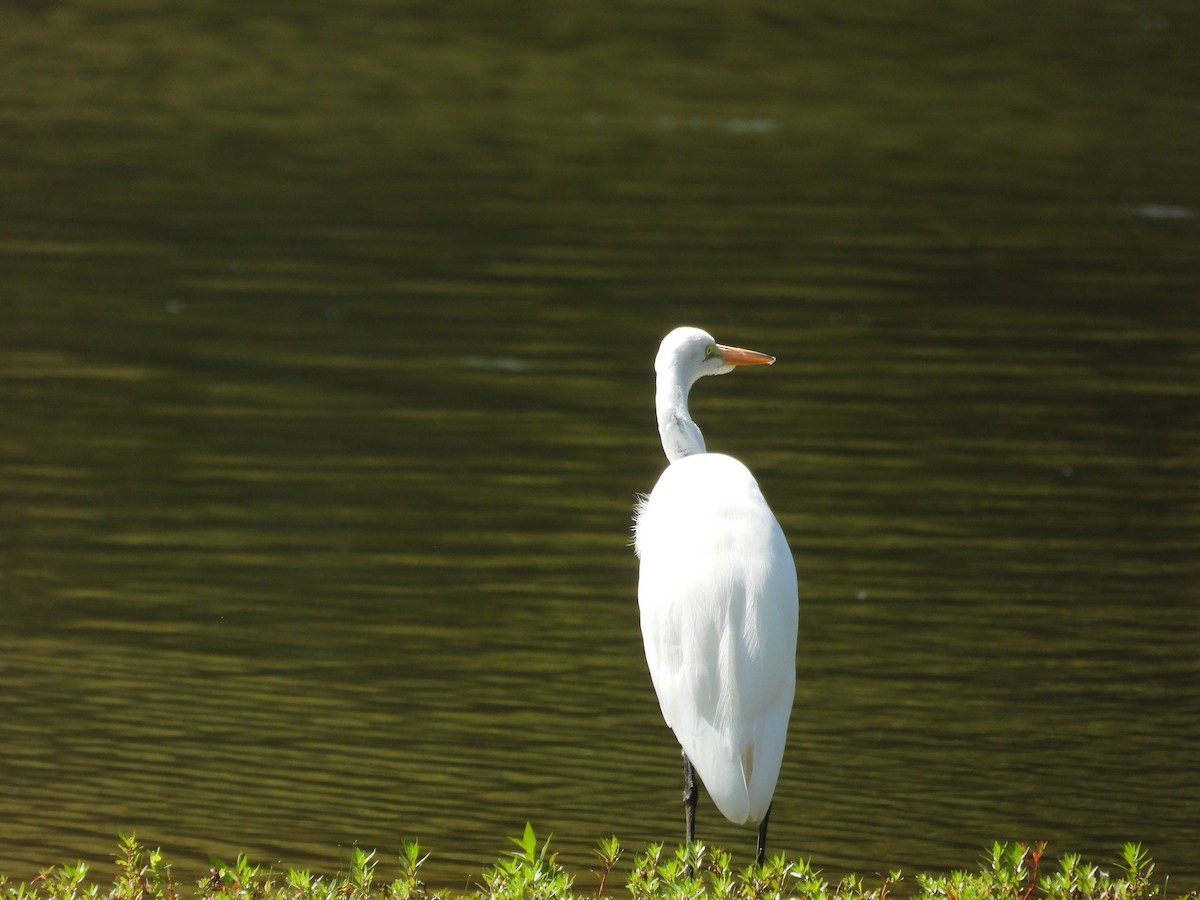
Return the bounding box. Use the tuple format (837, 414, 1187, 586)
(636, 454, 798, 824)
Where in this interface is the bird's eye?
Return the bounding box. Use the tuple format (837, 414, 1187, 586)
(704, 344, 719, 359)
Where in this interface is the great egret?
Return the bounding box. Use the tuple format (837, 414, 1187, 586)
(633, 326, 798, 865)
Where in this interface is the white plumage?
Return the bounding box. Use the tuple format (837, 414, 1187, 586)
(633, 326, 798, 859)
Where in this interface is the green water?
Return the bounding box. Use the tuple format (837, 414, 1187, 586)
(2, 0, 1198, 889)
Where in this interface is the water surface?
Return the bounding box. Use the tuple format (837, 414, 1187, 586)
(2, 0, 1199, 890)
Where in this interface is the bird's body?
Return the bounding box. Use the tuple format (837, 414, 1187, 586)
(635, 452, 796, 824)
(633, 326, 798, 861)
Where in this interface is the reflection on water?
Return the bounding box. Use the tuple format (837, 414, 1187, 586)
(2, 0, 1199, 890)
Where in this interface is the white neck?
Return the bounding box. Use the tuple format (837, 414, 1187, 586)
(656, 362, 706, 463)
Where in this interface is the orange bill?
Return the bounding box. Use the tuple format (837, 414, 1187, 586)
(717, 343, 775, 366)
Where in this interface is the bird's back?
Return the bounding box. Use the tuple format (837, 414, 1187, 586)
(634, 452, 798, 825)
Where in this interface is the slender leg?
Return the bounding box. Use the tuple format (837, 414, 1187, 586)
(682, 750, 698, 876)
(682, 750, 697, 848)
(755, 803, 772, 866)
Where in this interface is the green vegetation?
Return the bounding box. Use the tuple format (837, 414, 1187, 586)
(2, 829, 1195, 900)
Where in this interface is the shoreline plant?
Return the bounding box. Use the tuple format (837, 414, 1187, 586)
(2, 829, 1195, 900)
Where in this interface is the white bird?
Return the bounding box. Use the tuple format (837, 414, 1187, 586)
(633, 326, 798, 865)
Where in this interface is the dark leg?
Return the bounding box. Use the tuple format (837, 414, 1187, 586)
(682, 751, 698, 876)
(755, 804, 772, 866)
(682, 750, 697, 848)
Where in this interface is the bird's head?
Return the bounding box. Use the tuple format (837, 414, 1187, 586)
(655, 326, 775, 384)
